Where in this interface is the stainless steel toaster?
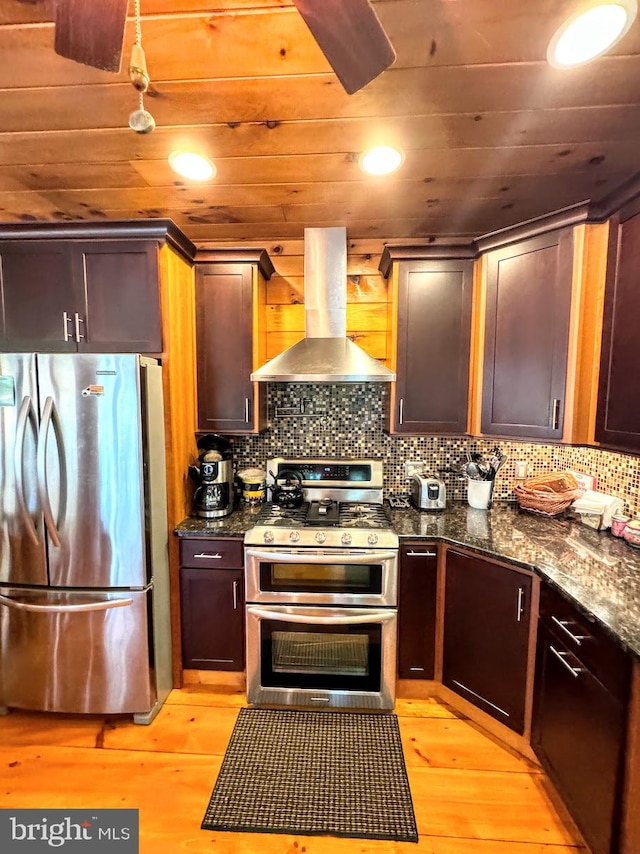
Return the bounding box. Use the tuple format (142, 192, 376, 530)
(410, 474, 446, 510)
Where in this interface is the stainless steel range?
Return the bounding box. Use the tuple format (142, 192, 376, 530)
(244, 458, 398, 710)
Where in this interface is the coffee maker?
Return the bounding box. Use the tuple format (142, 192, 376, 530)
(189, 435, 234, 518)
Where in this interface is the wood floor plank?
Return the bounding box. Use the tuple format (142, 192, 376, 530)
(102, 704, 239, 755)
(407, 766, 578, 846)
(0, 709, 107, 748)
(399, 717, 539, 773)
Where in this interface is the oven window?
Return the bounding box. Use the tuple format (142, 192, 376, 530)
(261, 620, 381, 692)
(260, 562, 383, 595)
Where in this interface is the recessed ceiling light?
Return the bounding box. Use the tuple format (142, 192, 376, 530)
(547, 0, 638, 68)
(358, 146, 405, 176)
(168, 151, 216, 181)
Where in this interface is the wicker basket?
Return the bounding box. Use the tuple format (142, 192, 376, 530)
(514, 471, 582, 517)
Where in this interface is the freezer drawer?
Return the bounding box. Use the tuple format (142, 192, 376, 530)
(0, 587, 155, 715)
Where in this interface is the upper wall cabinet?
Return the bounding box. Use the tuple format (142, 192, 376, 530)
(480, 230, 574, 439)
(0, 222, 194, 354)
(595, 207, 640, 452)
(195, 249, 274, 435)
(380, 249, 473, 434)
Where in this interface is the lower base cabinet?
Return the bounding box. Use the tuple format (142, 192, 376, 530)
(443, 549, 534, 734)
(532, 585, 631, 854)
(179, 538, 245, 671)
(397, 542, 438, 679)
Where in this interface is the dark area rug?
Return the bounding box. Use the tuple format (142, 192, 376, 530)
(201, 707, 418, 842)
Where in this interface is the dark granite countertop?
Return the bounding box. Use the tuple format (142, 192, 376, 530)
(175, 502, 640, 660)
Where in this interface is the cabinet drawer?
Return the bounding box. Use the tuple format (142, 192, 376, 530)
(179, 538, 243, 569)
(539, 583, 631, 703)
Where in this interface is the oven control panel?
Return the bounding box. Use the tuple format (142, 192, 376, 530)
(267, 457, 383, 490)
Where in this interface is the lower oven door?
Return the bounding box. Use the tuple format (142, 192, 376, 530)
(245, 604, 397, 710)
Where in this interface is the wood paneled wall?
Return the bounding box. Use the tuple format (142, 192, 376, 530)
(240, 237, 393, 365)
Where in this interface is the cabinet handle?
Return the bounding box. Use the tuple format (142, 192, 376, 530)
(409, 667, 425, 672)
(62, 311, 73, 342)
(516, 587, 525, 622)
(549, 645, 583, 678)
(551, 398, 561, 430)
(451, 679, 509, 718)
(245, 397, 251, 423)
(193, 552, 223, 559)
(232, 580, 239, 609)
(551, 615, 588, 646)
(406, 550, 437, 557)
(399, 398, 404, 425)
(74, 313, 85, 342)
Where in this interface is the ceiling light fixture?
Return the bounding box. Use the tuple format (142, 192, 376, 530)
(547, 0, 638, 68)
(358, 146, 405, 176)
(169, 151, 216, 181)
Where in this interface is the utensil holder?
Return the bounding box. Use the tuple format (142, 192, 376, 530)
(467, 479, 494, 510)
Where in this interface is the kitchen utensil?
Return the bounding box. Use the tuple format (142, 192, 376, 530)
(270, 469, 305, 508)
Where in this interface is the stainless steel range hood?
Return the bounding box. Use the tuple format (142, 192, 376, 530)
(251, 227, 396, 383)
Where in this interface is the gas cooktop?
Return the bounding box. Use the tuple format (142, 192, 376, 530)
(244, 500, 398, 549)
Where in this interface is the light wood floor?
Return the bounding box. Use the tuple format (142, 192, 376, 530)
(0, 684, 588, 853)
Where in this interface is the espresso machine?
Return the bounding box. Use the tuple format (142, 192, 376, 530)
(189, 434, 234, 518)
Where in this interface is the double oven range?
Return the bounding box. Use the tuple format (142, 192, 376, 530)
(244, 458, 398, 711)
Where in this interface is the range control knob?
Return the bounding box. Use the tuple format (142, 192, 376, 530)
(341, 532, 352, 545)
(264, 530, 274, 544)
(289, 530, 300, 543)
(367, 532, 379, 546)
(315, 531, 326, 544)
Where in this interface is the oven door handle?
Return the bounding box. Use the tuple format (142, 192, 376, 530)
(245, 548, 398, 563)
(246, 606, 396, 625)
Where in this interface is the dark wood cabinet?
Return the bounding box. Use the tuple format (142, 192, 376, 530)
(195, 250, 273, 434)
(380, 251, 473, 434)
(73, 241, 161, 353)
(0, 239, 162, 353)
(596, 208, 640, 452)
(397, 542, 438, 679)
(443, 549, 533, 734)
(481, 229, 574, 439)
(532, 584, 632, 854)
(179, 538, 245, 671)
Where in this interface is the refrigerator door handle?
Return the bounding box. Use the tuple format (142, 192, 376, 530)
(14, 395, 40, 546)
(0, 593, 134, 613)
(36, 396, 67, 548)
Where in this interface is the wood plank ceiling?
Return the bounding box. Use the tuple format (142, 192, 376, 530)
(1, 0, 640, 244)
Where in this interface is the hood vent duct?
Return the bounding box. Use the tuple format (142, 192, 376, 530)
(251, 227, 396, 383)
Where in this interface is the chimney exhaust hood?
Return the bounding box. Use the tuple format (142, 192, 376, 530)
(251, 227, 396, 383)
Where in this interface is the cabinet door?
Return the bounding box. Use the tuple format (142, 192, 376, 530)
(180, 567, 244, 671)
(532, 622, 627, 854)
(0, 242, 76, 351)
(481, 230, 573, 439)
(595, 210, 640, 451)
(443, 549, 532, 733)
(393, 260, 472, 433)
(74, 241, 162, 353)
(196, 263, 258, 433)
(398, 543, 438, 679)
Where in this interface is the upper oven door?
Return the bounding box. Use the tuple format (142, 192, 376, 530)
(244, 547, 397, 607)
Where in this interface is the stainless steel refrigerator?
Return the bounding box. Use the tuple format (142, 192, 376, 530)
(0, 353, 172, 724)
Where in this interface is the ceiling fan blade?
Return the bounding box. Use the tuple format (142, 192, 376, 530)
(54, 0, 129, 73)
(292, 0, 396, 95)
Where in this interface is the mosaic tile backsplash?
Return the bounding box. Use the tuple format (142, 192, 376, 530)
(225, 384, 640, 517)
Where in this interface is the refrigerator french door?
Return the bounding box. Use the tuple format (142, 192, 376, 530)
(0, 353, 172, 722)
